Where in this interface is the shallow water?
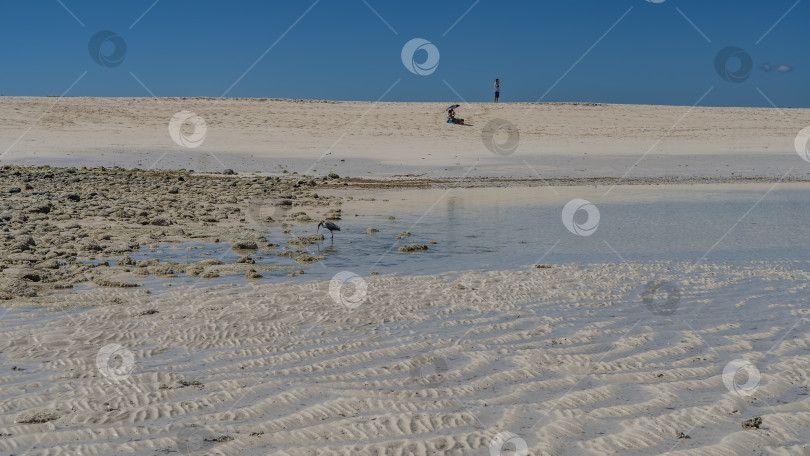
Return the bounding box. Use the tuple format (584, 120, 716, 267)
(130, 183, 810, 287)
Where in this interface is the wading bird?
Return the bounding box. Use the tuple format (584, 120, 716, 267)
(317, 221, 341, 239)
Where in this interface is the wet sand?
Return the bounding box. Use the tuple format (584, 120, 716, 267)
(2, 262, 810, 454)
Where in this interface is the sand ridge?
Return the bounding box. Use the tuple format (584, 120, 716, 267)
(2, 97, 809, 179)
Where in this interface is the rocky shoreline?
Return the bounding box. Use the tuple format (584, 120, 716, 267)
(3, 164, 806, 304)
(0, 165, 347, 303)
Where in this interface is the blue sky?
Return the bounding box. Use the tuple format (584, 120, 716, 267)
(0, 0, 806, 107)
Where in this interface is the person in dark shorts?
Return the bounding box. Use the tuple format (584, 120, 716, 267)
(494, 78, 500, 103)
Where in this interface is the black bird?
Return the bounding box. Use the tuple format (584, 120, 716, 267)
(317, 221, 341, 239)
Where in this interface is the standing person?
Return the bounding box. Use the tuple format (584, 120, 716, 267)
(494, 78, 500, 103)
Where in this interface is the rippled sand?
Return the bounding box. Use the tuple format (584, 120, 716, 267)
(2, 261, 809, 455)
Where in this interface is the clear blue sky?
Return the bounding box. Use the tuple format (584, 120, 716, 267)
(0, 0, 806, 107)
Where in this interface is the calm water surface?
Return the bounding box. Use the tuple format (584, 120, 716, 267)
(129, 183, 810, 287)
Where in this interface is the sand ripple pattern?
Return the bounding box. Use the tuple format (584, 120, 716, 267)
(1, 261, 809, 455)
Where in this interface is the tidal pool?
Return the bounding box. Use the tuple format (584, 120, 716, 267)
(128, 182, 810, 289)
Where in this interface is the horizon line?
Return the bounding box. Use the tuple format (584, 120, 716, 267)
(0, 95, 805, 110)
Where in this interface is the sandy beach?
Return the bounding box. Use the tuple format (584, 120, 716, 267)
(2, 97, 809, 179)
(1, 99, 810, 455)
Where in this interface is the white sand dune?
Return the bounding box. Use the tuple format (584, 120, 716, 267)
(1, 97, 808, 178)
(1, 262, 809, 455)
